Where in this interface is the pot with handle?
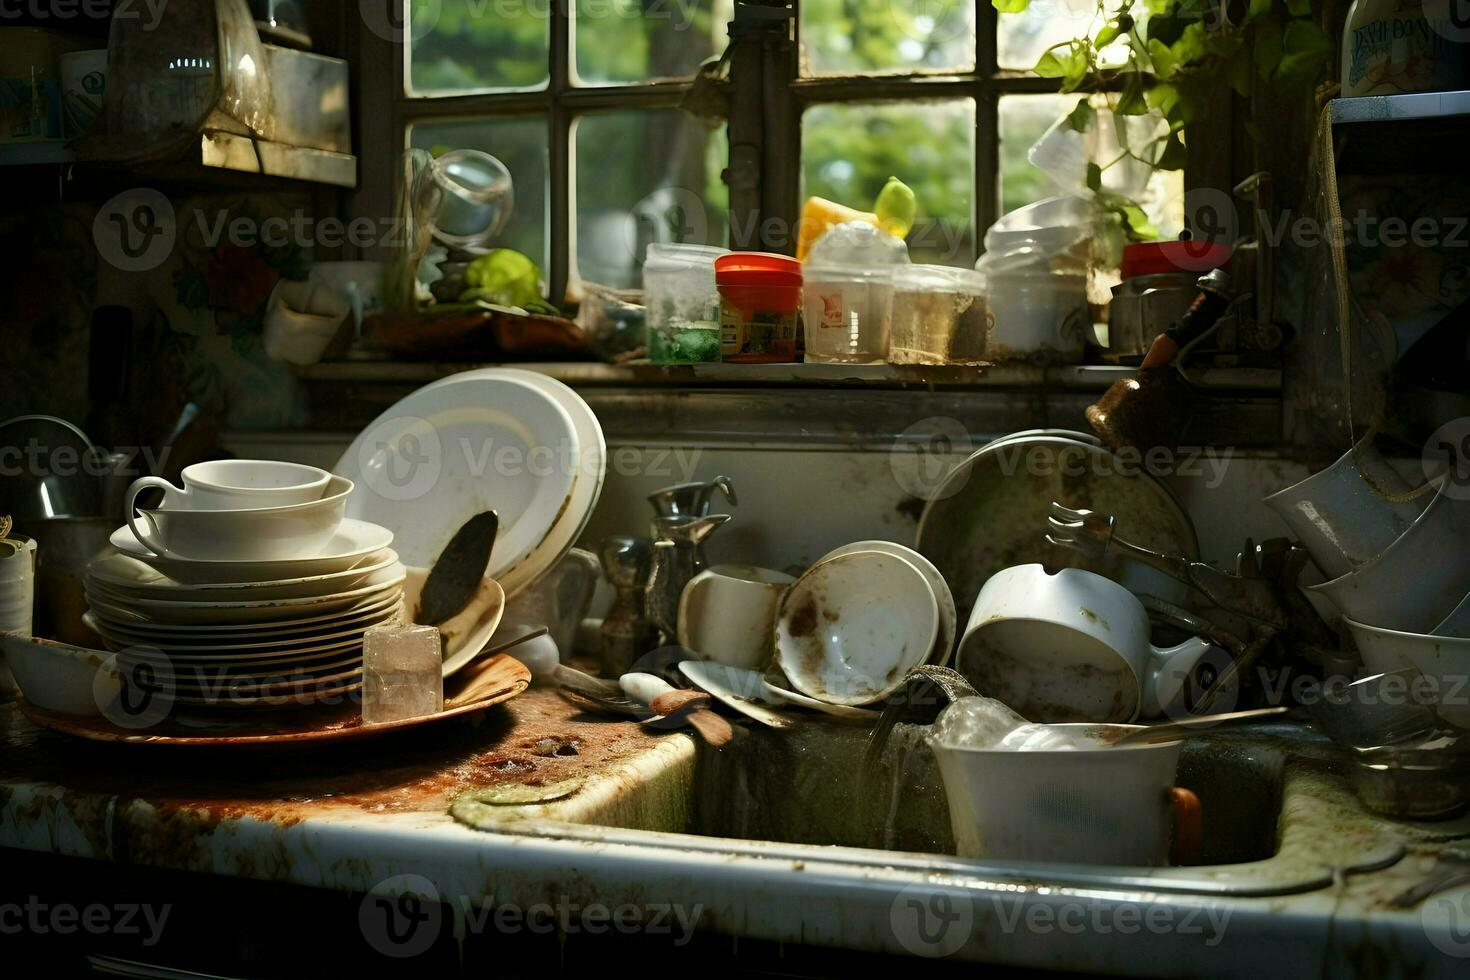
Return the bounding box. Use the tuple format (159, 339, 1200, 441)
(956, 563, 1218, 723)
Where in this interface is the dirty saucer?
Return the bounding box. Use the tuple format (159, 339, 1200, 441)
(677, 660, 797, 729)
(774, 550, 937, 707)
(110, 519, 395, 583)
(760, 677, 880, 722)
(819, 540, 955, 666)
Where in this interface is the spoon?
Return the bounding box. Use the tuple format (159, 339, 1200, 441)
(1103, 706, 1289, 747)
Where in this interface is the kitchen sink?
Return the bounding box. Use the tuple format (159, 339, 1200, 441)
(685, 720, 1284, 867)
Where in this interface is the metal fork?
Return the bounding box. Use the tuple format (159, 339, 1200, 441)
(1046, 502, 1289, 629)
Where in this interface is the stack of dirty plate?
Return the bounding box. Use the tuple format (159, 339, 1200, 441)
(84, 465, 402, 712)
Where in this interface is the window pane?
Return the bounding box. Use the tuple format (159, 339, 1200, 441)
(574, 110, 729, 289)
(575, 0, 732, 85)
(802, 100, 975, 266)
(409, 0, 549, 94)
(409, 116, 549, 270)
(801, 0, 975, 75)
(998, 94, 1183, 237)
(998, 0, 1143, 71)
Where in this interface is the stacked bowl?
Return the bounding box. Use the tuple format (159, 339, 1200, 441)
(84, 461, 401, 711)
(1266, 437, 1470, 729)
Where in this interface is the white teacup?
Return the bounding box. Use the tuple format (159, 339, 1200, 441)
(678, 564, 794, 670)
(127, 460, 330, 514)
(957, 564, 1215, 723)
(124, 473, 349, 562)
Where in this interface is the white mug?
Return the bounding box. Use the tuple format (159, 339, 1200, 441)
(957, 563, 1215, 723)
(929, 726, 1201, 865)
(678, 564, 794, 670)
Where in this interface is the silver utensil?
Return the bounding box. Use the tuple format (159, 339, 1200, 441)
(1104, 706, 1290, 746)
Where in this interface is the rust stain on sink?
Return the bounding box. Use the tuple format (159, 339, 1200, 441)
(0, 690, 681, 869)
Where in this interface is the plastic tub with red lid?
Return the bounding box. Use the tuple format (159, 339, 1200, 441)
(715, 252, 802, 363)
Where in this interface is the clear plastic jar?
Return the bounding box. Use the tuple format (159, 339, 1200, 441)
(801, 266, 894, 364)
(642, 243, 728, 364)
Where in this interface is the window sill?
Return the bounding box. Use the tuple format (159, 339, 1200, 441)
(294, 359, 1280, 393)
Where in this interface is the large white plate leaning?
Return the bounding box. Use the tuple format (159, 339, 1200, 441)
(448, 369, 607, 597)
(333, 372, 579, 578)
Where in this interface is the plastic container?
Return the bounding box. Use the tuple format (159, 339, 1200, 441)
(643, 243, 728, 364)
(715, 253, 802, 363)
(1121, 241, 1232, 279)
(801, 268, 893, 363)
(888, 266, 987, 365)
(801, 221, 908, 364)
(986, 272, 1088, 362)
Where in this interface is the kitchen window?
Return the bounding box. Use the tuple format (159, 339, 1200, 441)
(359, 0, 1186, 305)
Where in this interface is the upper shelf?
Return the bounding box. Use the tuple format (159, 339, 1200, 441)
(0, 131, 356, 190)
(1329, 90, 1470, 173)
(1329, 89, 1470, 125)
(294, 359, 1282, 392)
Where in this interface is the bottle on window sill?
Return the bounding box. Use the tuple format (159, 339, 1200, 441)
(1341, 0, 1468, 98)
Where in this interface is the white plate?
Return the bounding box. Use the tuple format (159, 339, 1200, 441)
(85, 590, 403, 636)
(676, 660, 797, 730)
(820, 540, 956, 667)
(85, 549, 399, 601)
(333, 373, 579, 576)
(775, 550, 938, 707)
(86, 611, 388, 660)
(429, 369, 607, 598)
(85, 580, 403, 627)
(117, 650, 364, 683)
(109, 519, 395, 583)
(86, 564, 404, 613)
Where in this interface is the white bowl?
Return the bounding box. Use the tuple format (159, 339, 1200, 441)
(1, 635, 121, 716)
(1264, 435, 1430, 580)
(1346, 618, 1470, 730)
(1307, 478, 1470, 633)
(819, 540, 955, 666)
(774, 550, 937, 706)
(130, 475, 353, 562)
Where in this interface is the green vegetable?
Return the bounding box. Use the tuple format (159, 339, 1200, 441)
(458, 249, 546, 309)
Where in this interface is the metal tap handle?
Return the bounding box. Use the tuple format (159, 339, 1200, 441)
(647, 475, 738, 518)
